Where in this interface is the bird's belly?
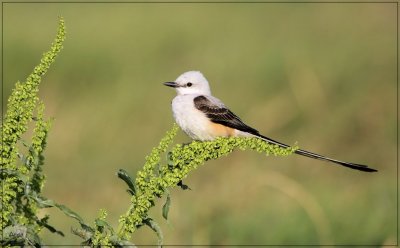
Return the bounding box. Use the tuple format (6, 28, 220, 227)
(174, 108, 214, 140)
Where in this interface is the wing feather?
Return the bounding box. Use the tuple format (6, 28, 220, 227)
(194, 95, 260, 135)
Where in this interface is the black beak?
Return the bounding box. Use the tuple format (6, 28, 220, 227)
(163, 82, 179, 88)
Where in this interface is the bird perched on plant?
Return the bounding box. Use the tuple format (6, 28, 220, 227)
(163, 71, 377, 172)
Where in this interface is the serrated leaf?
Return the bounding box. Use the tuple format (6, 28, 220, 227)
(117, 169, 136, 196)
(162, 194, 171, 220)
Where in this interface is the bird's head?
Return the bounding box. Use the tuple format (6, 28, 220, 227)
(164, 71, 211, 96)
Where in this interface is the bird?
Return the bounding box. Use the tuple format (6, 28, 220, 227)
(163, 71, 377, 172)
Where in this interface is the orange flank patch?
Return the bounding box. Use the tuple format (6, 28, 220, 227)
(208, 122, 235, 137)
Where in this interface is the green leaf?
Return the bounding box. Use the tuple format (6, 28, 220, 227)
(27, 196, 92, 234)
(54, 203, 93, 232)
(117, 169, 136, 196)
(26, 194, 54, 208)
(162, 193, 171, 221)
(95, 219, 107, 227)
(0, 168, 29, 183)
(39, 221, 64, 237)
(54, 203, 84, 222)
(32, 196, 56, 208)
(35, 215, 64, 237)
(109, 235, 137, 247)
(71, 227, 93, 241)
(94, 218, 114, 234)
(143, 218, 163, 246)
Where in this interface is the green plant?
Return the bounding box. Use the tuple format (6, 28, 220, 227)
(1, 18, 66, 247)
(70, 124, 296, 246)
(1, 18, 297, 247)
(114, 124, 297, 245)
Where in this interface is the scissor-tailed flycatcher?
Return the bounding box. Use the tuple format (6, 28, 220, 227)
(163, 71, 377, 172)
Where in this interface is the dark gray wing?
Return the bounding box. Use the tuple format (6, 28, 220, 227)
(193, 95, 260, 135)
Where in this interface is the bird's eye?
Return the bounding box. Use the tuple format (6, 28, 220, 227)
(186, 82, 192, 87)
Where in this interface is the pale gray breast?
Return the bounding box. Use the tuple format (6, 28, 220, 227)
(171, 94, 214, 140)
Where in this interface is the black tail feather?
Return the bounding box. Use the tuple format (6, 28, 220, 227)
(256, 134, 377, 173)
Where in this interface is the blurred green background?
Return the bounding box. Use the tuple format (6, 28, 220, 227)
(3, 2, 397, 246)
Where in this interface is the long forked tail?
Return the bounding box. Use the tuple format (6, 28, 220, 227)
(256, 134, 377, 172)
